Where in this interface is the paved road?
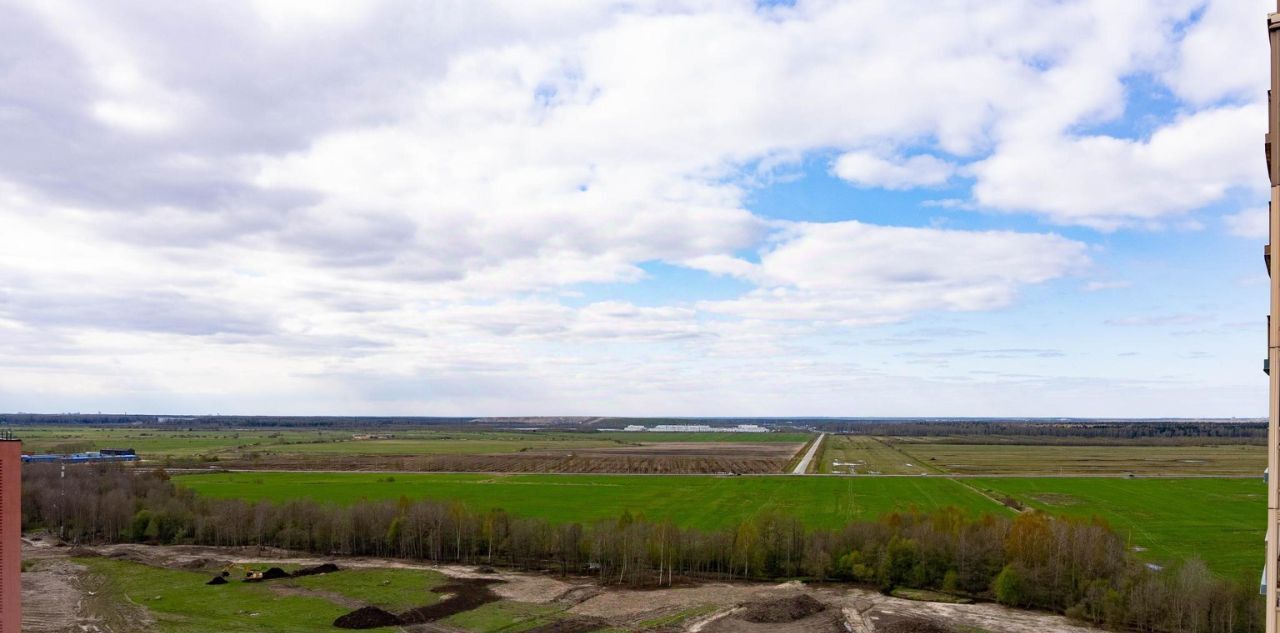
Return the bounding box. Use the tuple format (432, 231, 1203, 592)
(792, 433, 825, 474)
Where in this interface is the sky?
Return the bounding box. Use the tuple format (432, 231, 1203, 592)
(0, 0, 1272, 417)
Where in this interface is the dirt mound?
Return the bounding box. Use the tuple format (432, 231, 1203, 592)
(399, 578, 502, 623)
(554, 586, 603, 605)
(178, 557, 226, 570)
(877, 620, 955, 633)
(739, 594, 826, 623)
(333, 606, 403, 629)
(261, 567, 291, 580)
(292, 563, 339, 577)
(206, 575, 228, 585)
(65, 547, 100, 558)
(522, 617, 609, 633)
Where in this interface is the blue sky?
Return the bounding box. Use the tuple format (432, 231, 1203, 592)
(0, 0, 1271, 416)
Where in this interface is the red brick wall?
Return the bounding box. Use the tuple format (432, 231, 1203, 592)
(0, 441, 20, 633)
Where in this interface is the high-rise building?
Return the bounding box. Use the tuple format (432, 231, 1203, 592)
(0, 437, 19, 632)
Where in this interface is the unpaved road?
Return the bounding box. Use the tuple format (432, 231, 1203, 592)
(792, 434, 825, 474)
(31, 540, 1110, 633)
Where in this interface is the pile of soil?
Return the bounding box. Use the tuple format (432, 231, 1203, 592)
(292, 563, 339, 577)
(65, 547, 100, 558)
(260, 567, 291, 580)
(206, 575, 228, 585)
(179, 557, 226, 570)
(399, 578, 503, 623)
(877, 620, 955, 633)
(522, 617, 609, 633)
(739, 594, 826, 623)
(242, 566, 292, 582)
(333, 606, 403, 629)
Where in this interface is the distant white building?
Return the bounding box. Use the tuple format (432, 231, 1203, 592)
(623, 424, 769, 433)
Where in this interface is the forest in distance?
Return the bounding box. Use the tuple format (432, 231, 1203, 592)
(0, 413, 1266, 438)
(21, 464, 1263, 633)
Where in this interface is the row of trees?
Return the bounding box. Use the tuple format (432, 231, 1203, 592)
(813, 420, 1266, 443)
(21, 464, 1262, 633)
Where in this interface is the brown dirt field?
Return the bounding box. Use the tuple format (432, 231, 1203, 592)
(740, 594, 827, 623)
(521, 617, 609, 632)
(211, 451, 793, 474)
(22, 539, 154, 633)
(701, 610, 846, 633)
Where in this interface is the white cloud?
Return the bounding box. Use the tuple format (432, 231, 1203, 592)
(832, 152, 955, 190)
(1164, 0, 1270, 105)
(971, 103, 1263, 229)
(1083, 280, 1132, 292)
(1224, 206, 1269, 239)
(0, 0, 1263, 414)
(699, 221, 1089, 325)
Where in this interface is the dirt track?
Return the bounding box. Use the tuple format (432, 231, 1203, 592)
(791, 435, 824, 474)
(27, 541, 1110, 633)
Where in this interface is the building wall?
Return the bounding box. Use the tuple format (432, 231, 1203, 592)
(0, 441, 19, 633)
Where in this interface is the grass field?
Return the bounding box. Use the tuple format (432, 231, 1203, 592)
(12, 427, 349, 457)
(79, 557, 349, 633)
(898, 442, 1263, 475)
(75, 557, 570, 632)
(289, 567, 447, 611)
(818, 436, 937, 475)
(176, 472, 1008, 530)
(176, 472, 1263, 586)
(973, 477, 1263, 586)
(13, 427, 809, 461)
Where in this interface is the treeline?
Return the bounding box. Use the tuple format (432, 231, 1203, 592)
(0, 413, 478, 429)
(813, 420, 1266, 443)
(22, 464, 1261, 633)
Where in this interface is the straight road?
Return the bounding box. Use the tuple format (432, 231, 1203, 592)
(792, 433, 825, 474)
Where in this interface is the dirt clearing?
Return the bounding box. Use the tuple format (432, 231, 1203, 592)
(42, 541, 1110, 633)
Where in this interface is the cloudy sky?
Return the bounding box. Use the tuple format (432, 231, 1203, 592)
(0, 0, 1271, 417)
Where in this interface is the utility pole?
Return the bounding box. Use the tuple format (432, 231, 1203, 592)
(1267, 5, 1280, 632)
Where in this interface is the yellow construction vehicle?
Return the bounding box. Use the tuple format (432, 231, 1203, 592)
(221, 563, 265, 581)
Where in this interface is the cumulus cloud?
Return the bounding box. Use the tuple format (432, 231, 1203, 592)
(698, 221, 1089, 325)
(0, 0, 1258, 414)
(1083, 280, 1132, 292)
(1164, 0, 1270, 105)
(1224, 206, 1269, 239)
(832, 152, 955, 189)
(971, 103, 1263, 229)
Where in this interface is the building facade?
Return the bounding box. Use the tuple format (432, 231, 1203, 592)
(0, 439, 19, 632)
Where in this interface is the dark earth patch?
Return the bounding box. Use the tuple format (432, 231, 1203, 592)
(398, 578, 503, 623)
(333, 606, 402, 629)
(739, 594, 825, 623)
(291, 562, 339, 577)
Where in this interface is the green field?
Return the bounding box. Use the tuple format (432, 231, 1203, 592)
(973, 477, 1263, 585)
(818, 435, 937, 475)
(289, 567, 447, 611)
(13, 427, 350, 457)
(74, 557, 567, 633)
(79, 557, 350, 633)
(899, 441, 1264, 475)
(176, 472, 1264, 586)
(176, 472, 1007, 530)
(14, 427, 809, 461)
